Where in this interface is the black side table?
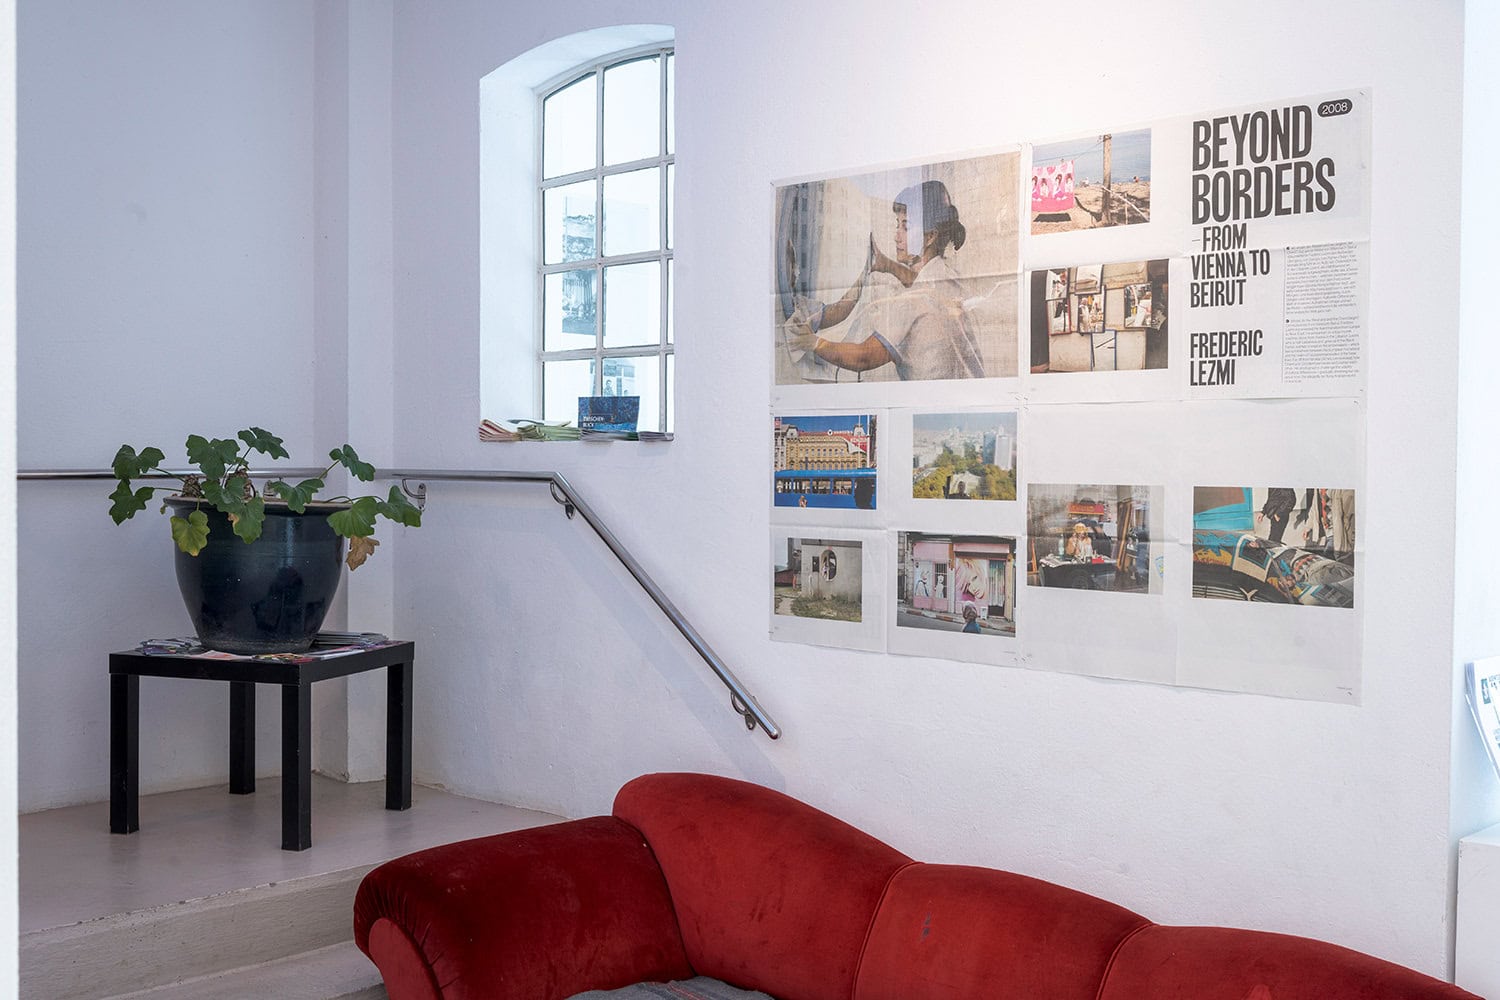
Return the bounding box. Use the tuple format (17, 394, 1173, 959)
(109, 640, 414, 851)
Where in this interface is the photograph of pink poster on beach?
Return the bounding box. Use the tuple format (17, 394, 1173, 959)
(1031, 161, 1074, 214)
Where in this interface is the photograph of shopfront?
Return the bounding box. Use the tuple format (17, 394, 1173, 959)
(897, 532, 1016, 636)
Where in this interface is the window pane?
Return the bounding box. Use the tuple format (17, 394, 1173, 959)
(665, 353, 674, 433)
(665, 54, 674, 155)
(542, 358, 596, 424)
(602, 355, 659, 431)
(543, 74, 596, 179)
(544, 180, 596, 265)
(604, 261, 661, 348)
(666, 258, 674, 343)
(544, 270, 596, 351)
(603, 57, 660, 166)
(666, 162, 674, 251)
(603, 168, 660, 257)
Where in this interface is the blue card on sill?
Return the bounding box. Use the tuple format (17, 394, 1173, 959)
(579, 396, 640, 438)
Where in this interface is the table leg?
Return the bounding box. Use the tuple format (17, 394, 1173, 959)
(110, 674, 139, 834)
(281, 681, 311, 851)
(229, 681, 255, 795)
(386, 660, 412, 811)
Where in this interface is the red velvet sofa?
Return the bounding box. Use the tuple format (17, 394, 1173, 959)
(353, 772, 1479, 1000)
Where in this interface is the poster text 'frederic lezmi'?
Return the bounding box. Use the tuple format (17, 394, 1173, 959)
(1188, 101, 1350, 386)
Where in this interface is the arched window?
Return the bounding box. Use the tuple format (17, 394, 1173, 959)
(538, 46, 674, 432)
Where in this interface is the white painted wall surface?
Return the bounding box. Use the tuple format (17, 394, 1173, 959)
(382, 0, 1471, 979)
(2, 0, 20, 993)
(16, 1, 319, 807)
(1454, 1, 1500, 988)
(8, 0, 1489, 985)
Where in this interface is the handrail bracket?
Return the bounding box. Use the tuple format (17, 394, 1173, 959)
(548, 482, 576, 519)
(400, 479, 428, 512)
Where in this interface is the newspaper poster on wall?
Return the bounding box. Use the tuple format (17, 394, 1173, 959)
(773, 152, 1021, 393)
(1176, 92, 1370, 398)
(772, 413, 879, 514)
(1191, 486, 1356, 608)
(1024, 90, 1370, 400)
(1028, 260, 1170, 377)
(887, 530, 1021, 667)
(1030, 129, 1152, 234)
(770, 530, 886, 652)
(766, 91, 1369, 702)
(910, 411, 1018, 503)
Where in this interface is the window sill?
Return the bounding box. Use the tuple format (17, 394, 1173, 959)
(478, 421, 673, 443)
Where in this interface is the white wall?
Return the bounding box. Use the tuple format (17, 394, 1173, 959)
(16, 0, 320, 806)
(9, 0, 1488, 985)
(380, 0, 1475, 979)
(2, 0, 19, 993)
(1456, 0, 1500, 863)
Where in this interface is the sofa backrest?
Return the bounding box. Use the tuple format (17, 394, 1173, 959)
(854, 863, 1149, 1000)
(1096, 925, 1481, 1000)
(614, 773, 912, 1000)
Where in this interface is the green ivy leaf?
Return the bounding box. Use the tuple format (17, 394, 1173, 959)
(185, 435, 241, 481)
(170, 509, 211, 555)
(267, 478, 324, 513)
(108, 479, 155, 523)
(201, 478, 246, 516)
(229, 496, 265, 543)
(377, 485, 423, 527)
(111, 444, 165, 480)
(328, 445, 375, 482)
(327, 496, 379, 538)
(238, 427, 289, 460)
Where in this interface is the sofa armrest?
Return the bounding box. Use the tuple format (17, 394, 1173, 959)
(353, 816, 695, 1000)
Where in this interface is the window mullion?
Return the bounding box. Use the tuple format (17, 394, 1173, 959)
(594, 67, 606, 397)
(541, 248, 664, 273)
(658, 54, 670, 433)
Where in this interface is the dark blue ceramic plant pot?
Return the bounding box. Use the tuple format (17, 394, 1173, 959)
(166, 498, 347, 654)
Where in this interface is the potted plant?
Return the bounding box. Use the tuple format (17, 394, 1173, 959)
(108, 427, 422, 654)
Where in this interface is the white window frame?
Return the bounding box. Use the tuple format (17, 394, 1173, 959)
(536, 45, 674, 432)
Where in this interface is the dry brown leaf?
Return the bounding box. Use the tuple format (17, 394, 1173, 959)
(346, 535, 379, 570)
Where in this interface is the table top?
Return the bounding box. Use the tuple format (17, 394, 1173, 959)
(110, 640, 414, 685)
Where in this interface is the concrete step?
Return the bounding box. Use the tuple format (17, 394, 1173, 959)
(104, 941, 385, 1000)
(21, 865, 373, 1000)
(20, 778, 560, 999)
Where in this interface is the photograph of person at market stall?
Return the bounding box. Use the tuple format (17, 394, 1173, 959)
(1025, 483, 1162, 593)
(1028, 260, 1168, 374)
(773, 536, 863, 623)
(1030, 129, 1151, 234)
(1192, 486, 1356, 607)
(896, 532, 1016, 636)
(774, 152, 1020, 385)
(772, 414, 877, 509)
(911, 411, 1017, 501)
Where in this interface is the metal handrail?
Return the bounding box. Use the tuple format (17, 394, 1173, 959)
(18, 466, 781, 739)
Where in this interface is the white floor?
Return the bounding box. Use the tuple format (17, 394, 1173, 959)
(22, 776, 563, 932)
(20, 778, 564, 999)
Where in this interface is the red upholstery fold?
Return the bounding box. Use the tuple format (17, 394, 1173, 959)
(614, 773, 912, 1000)
(1096, 925, 1479, 1000)
(366, 918, 443, 1000)
(854, 864, 1149, 1000)
(352, 816, 694, 1000)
